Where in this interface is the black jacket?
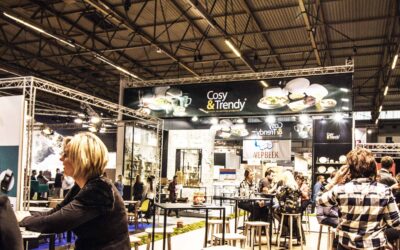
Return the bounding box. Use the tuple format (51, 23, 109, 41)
(0, 195, 23, 250)
(20, 176, 130, 250)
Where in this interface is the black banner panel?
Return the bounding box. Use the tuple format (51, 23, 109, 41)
(124, 73, 352, 118)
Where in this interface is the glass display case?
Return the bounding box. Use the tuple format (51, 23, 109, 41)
(123, 125, 159, 198)
(175, 149, 202, 187)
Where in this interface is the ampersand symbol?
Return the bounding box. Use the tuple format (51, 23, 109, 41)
(207, 100, 214, 110)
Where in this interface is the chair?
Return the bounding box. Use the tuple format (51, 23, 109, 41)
(138, 199, 151, 223)
(205, 219, 231, 246)
(276, 213, 303, 250)
(30, 180, 49, 199)
(202, 246, 240, 250)
(129, 235, 141, 250)
(317, 224, 335, 250)
(145, 227, 173, 250)
(244, 221, 270, 250)
(212, 233, 246, 247)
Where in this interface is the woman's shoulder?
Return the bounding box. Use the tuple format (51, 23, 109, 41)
(75, 177, 114, 209)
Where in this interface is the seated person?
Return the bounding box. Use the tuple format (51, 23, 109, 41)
(316, 205, 339, 228)
(0, 195, 23, 250)
(238, 169, 268, 221)
(259, 169, 277, 194)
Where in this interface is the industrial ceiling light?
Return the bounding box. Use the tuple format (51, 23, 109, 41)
(384, 85, 389, 96)
(225, 39, 241, 57)
(392, 54, 398, 70)
(375, 118, 379, 125)
(3, 12, 75, 48)
(260, 80, 269, 88)
(339, 88, 349, 93)
(379, 105, 383, 112)
(95, 55, 140, 79)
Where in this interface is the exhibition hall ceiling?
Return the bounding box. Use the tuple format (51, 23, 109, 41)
(0, 0, 398, 115)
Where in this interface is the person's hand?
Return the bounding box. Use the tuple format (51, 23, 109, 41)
(262, 187, 269, 194)
(257, 201, 265, 207)
(15, 211, 31, 222)
(332, 165, 350, 185)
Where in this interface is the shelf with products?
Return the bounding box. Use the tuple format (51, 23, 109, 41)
(175, 149, 202, 187)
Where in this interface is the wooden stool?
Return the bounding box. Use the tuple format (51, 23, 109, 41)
(145, 227, 174, 250)
(317, 225, 335, 250)
(276, 213, 303, 250)
(244, 221, 270, 250)
(212, 233, 246, 247)
(129, 235, 141, 250)
(205, 219, 231, 246)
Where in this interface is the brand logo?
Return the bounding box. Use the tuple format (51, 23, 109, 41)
(206, 91, 246, 112)
(252, 122, 283, 136)
(326, 133, 340, 140)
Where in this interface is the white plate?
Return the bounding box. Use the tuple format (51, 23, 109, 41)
(263, 87, 288, 97)
(339, 155, 347, 163)
(257, 96, 289, 109)
(287, 100, 309, 111)
(318, 166, 326, 173)
(319, 157, 328, 163)
(327, 166, 336, 173)
(320, 99, 337, 109)
(284, 78, 310, 94)
(305, 84, 329, 100)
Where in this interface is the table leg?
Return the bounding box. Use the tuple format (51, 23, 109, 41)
(222, 208, 226, 244)
(234, 200, 238, 233)
(204, 209, 209, 247)
(269, 202, 273, 250)
(151, 205, 156, 250)
(163, 209, 167, 250)
(49, 234, 55, 250)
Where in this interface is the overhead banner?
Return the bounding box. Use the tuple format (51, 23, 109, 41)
(243, 140, 291, 161)
(0, 95, 25, 210)
(124, 73, 352, 118)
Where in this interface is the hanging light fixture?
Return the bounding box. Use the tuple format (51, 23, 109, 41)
(224, 39, 241, 57)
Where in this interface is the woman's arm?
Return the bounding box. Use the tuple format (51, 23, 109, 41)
(20, 199, 101, 233)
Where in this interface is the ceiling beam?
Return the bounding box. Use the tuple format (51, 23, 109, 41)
(83, 0, 199, 76)
(315, 0, 333, 65)
(299, 0, 322, 66)
(241, 0, 283, 69)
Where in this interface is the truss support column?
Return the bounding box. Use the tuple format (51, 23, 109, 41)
(156, 119, 164, 204)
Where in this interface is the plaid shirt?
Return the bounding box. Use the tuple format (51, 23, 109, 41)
(317, 178, 400, 249)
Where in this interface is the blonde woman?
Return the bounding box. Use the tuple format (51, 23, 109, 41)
(20, 132, 130, 250)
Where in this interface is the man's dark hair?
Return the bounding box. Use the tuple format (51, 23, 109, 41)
(244, 169, 251, 178)
(317, 175, 324, 182)
(381, 156, 394, 170)
(265, 169, 274, 177)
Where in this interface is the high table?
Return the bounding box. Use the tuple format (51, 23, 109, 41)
(21, 228, 55, 250)
(152, 203, 226, 250)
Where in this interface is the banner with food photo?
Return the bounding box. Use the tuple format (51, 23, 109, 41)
(123, 73, 352, 118)
(242, 140, 291, 161)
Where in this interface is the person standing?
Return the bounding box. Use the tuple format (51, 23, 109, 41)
(37, 171, 48, 184)
(167, 175, 179, 217)
(317, 148, 400, 249)
(20, 132, 130, 250)
(133, 175, 144, 201)
(31, 170, 37, 181)
(0, 195, 23, 250)
(313, 175, 325, 203)
(114, 175, 124, 197)
(54, 168, 63, 198)
(378, 156, 397, 187)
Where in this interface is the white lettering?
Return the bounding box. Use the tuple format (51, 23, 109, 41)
(207, 91, 228, 101)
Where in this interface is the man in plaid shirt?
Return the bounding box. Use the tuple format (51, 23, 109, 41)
(317, 148, 400, 249)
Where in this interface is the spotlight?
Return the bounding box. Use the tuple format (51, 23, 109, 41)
(99, 127, 106, 133)
(342, 107, 349, 110)
(78, 113, 85, 118)
(43, 127, 53, 135)
(341, 98, 349, 102)
(210, 117, 218, 125)
(333, 113, 343, 122)
(156, 48, 162, 54)
(191, 116, 199, 122)
(124, 0, 132, 11)
(299, 114, 309, 124)
(265, 115, 276, 124)
(89, 126, 97, 133)
(340, 88, 349, 93)
(236, 118, 244, 124)
(260, 80, 269, 88)
(367, 129, 372, 134)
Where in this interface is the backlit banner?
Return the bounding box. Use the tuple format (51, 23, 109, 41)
(242, 140, 291, 161)
(124, 73, 352, 118)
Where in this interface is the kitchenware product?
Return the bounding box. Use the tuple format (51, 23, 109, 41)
(166, 87, 182, 97)
(339, 155, 347, 163)
(327, 166, 336, 174)
(319, 157, 328, 163)
(320, 99, 337, 109)
(285, 78, 310, 100)
(305, 84, 329, 100)
(318, 166, 327, 173)
(257, 96, 289, 109)
(329, 159, 334, 163)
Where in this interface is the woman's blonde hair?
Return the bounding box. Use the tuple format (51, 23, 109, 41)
(63, 132, 108, 180)
(279, 171, 298, 190)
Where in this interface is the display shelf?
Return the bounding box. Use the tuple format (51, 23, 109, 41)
(315, 163, 345, 165)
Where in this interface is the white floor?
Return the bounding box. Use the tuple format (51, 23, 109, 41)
(135, 215, 331, 250)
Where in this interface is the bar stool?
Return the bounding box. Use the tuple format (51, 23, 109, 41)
(212, 233, 246, 247)
(244, 221, 270, 250)
(145, 227, 174, 250)
(276, 213, 303, 250)
(205, 219, 231, 246)
(317, 224, 335, 250)
(129, 235, 141, 250)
